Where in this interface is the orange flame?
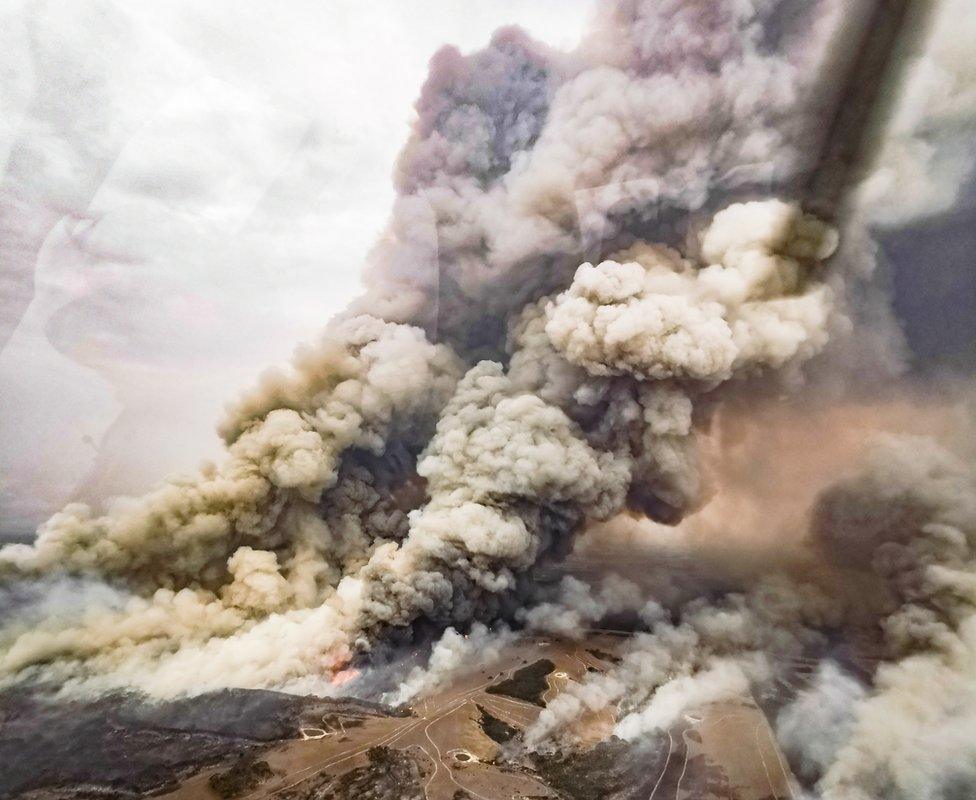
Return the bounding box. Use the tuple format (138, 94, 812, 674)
(331, 667, 360, 687)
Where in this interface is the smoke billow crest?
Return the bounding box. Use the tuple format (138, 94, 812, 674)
(2, 2, 975, 799)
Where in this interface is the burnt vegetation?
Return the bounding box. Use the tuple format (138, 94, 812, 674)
(278, 746, 425, 800)
(485, 658, 555, 706)
(207, 756, 274, 799)
(476, 703, 520, 744)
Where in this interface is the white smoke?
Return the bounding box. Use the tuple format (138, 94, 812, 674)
(525, 572, 834, 748)
(525, 434, 976, 799)
(388, 622, 517, 704)
(776, 662, 867, 784)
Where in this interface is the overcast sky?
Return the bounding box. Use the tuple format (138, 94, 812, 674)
(0, 0, 595, 536)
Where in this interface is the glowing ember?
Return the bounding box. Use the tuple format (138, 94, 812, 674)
(330, 668, 360, 687)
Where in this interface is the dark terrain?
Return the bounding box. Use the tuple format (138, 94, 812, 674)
(0, 634, 798, 800)
(0, 686, 402, 799)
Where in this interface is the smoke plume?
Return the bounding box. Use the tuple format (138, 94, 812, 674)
(1, 1, 975, 797)
(0, 195, 840, 693)
(525, 434, 976, 799)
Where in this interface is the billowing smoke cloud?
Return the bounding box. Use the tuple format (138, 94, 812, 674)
(524, 572, 835, 747)
(809, 436, 976, 799)
(776, 660, 867, 784)
(388, 622, 516, 705)
(525, 434, 976, 799)
(0, 195, 839, 693)
(351, 0, 883, 346)
(0, 2, 974, 797)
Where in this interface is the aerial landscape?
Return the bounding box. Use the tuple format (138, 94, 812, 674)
(1, 1, 975, 799)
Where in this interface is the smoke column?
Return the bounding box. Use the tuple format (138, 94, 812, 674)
(0, 0, 922, 688)
(1, 3, 975, 796)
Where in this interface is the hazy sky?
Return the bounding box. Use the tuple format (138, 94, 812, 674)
(0, 0, 595, 536)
